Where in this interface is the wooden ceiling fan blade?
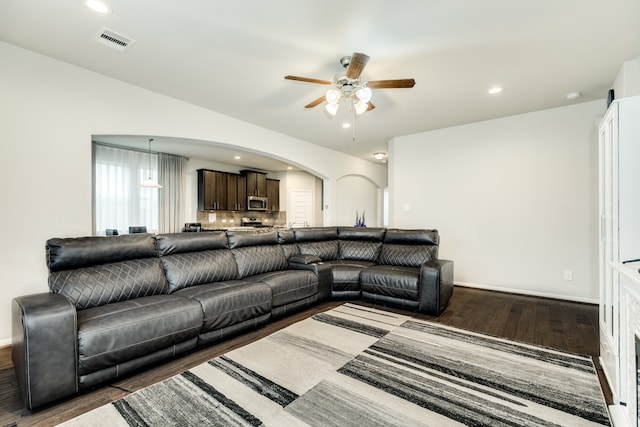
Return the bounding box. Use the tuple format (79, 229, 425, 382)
(285, 75, 332, 85)
(345, 52, 370, 79)
(367, 79, 416, 89)
(366, 102, 376, 112)
(304, 95, 326, 109)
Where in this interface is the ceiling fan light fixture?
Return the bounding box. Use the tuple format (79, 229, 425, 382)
(355, 87, 372, 103)
(354, 100, 368, 115)
(325, 103, 339, 116)
(326, 89, 341, 105)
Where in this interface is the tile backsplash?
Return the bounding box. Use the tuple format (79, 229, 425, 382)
(195, 210, 286, 229)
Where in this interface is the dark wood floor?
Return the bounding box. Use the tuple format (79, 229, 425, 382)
(0, 286, 608, 427)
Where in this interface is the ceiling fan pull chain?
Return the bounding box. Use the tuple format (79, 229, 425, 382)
(352, 104, 356, 142)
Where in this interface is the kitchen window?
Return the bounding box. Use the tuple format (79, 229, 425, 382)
(93, 143, 159, 235)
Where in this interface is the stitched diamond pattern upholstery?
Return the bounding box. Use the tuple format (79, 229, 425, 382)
(339, 240, 381, 261)
(49, 258, 167, 310)
(160, 250, 238, 293)
(378, 244, 437, 268)
(232, 245, 288, 279)
(298, 240, 339, 261)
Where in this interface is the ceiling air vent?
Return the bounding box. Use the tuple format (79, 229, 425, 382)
(93, 27, 136, 52)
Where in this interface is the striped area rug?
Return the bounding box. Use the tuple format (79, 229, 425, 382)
(60, 303, 610, 426)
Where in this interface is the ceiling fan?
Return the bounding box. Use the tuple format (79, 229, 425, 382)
(285, 52, 416, 116)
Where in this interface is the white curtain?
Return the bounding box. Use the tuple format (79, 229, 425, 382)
(93, 143, 159, 235)
(158, 152, 186, 233)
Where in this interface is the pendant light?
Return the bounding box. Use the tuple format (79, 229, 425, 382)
(141, 138, 162, 188)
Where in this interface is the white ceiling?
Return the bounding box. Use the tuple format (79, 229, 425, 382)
(1, 0, 639, 170)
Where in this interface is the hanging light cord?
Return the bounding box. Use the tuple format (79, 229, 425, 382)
(148, 138, 154, 175)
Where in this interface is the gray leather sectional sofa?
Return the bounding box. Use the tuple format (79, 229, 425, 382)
(12, 227, 453, 410)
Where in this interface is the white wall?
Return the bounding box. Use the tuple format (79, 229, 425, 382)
(0, 41, 386, 344)
(389, 100, 605, 302)
(613, 56, 640, 99)
(336, 175, 381, 227)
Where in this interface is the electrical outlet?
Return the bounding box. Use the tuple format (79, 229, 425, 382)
(563, 270, 573, 281)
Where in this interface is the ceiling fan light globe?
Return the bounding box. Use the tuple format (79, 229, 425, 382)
(325, 103, 339, 116)
(354, 100, 368, 115)
(355, 87, 372, 103)
(325, 89, 341, 105)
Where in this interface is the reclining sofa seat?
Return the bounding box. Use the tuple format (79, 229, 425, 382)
(293, 227, 385, 298)
(12, 234, 204, 409)
(226, 229, 325, 318)
(292, 227, 453, 316)
(156, 231, 272, 347)
(361, 228, 454, 315)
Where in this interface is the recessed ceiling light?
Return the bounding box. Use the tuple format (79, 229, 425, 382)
(566, 91, 582, 101)
(287, 166, 293, 170)
(373, 152, 386, 160)
(234, 155, 241, 160)
(85, 0, 112, 14)
(488, 86, 503, 95)
(342, 122, 351, 129)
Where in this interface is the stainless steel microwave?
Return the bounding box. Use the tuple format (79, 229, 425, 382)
(247, 196, 268, 211)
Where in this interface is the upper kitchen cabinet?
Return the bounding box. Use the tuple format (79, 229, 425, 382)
(266, 178, 280, 212)
(197, 169, 228, 210)
(227, 174, 247, 211)
(242, 170, 267, 197)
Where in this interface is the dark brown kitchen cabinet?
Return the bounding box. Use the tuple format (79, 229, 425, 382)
(227, 174, 247, 211)
(197, 169, 227, 210)
(266, 178, 280, 212)
(243, 171, 267, 197)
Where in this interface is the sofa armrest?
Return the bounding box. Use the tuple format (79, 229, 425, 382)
(418, 259, 454, 316)
(287, 260, 332, 301)
(12, 293, 78, 410)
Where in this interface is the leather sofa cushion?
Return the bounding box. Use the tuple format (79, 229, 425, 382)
(378, 244, 437, 268)
(339, 240, 381, 261)
(277, 229, 301, 259)
(277, 229, 296, 244)
(49, 258, 168, 310)
(232, 245, 288, 278)
(247, 270, 318, 307)
(360, 265, 420, 301)
(337, 227, 386, 241)
(227, 230, 278, 249)
(47, 234, 156, 272)
(293, 227, 338, 242)
(298, 240, 339, 261)
(383, 229, 439, 245)
(76, 295, 202, 376)
(160, 249, 238, 293)
(156, 232, 228, 255)
(173, 280, 272, 333)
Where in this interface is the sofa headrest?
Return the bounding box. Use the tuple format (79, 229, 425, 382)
(338, 227, 386, 242)
(277, 229, 296, 244)
(293, 227, 338, 242)
(227, 230, 278, 249)
(155, 231, 228, 256)
(383, 229, 439, 245)
(47, 234, 157, 272)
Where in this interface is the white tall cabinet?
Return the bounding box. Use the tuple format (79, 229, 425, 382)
(599, 95, 640, 426)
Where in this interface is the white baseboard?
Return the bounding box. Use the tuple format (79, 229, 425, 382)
(454, 281, 599, 305)
(0, 337, 12, 348)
